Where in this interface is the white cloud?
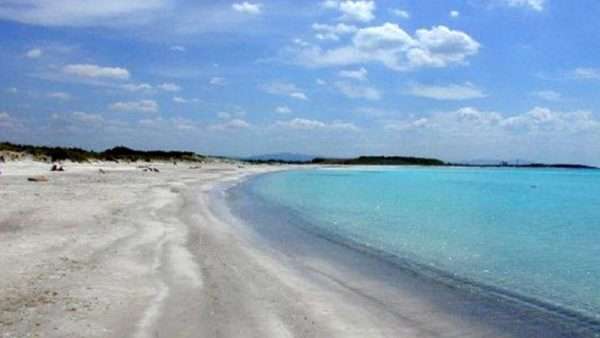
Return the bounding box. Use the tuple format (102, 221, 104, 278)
(409, 25, 480, 68)
(316, 78, 327, 85)
(290, 92, 308, 100)
(173, 96, 199, 104)
(335, 81, 381, 100)
(450, 10, 460, 18)
(262, 81, 308, 100)
(211, 118, 251, 130)
(532, 90, 562, 101)
(275, 118, 359, 131)
(385, 106, 600, 135)
(139, 117, 199, 132)
(0, 0, 168, 27)
(289, 23, 480, 71)
(63, 64, 130, 80)
(278, 118, 326, 129)
(122, 83, 153, 92)
(232, 2, 262, 15)
(384, 118, 429, 131)
(209, 77, 226, 86)
(110, 99, 159, 113)
(158, 82, 181, 92)
(338, 67, 368, 81)
(502, 0, 545, 11)
(312, 23, 357, 41)
(170, 45, 186, 52)
(48, 92, 72, 101)
(217, 110, 246, 120)
(275, 105, 292, 114)
(71, 111, 105, 125)
(392, 9, 410, 19)
(501, 107, 599, 132)
(25, 48, 43, 59)
(407, 83, 486, 100)
(293, 38, 310, 47)
(571, 67, 600, 80)
(323, 1, 376, 22)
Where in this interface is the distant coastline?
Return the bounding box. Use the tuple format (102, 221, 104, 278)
(2, 141, 596, 169)
(252, 154, 598, 169)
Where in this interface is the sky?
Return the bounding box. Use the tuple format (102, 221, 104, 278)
(1, 0, 600, 164)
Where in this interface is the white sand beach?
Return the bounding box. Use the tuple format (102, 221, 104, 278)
(0, 161, 571, 338)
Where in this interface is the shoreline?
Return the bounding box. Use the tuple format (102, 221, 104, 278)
(226, 170, 599, 338)
(1, 161, 596, 337)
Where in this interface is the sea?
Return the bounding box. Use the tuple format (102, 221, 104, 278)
(234, 166, 600, 333)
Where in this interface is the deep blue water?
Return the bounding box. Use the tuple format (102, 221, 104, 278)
(248, 167, 600, 321)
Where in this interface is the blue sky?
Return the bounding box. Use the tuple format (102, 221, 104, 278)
(1, 0, 600, 164)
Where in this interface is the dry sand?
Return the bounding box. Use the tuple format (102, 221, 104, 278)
(0, 160, 278, 337)
(0, 160, 572, 338)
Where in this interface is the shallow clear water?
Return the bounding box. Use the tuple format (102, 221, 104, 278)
(249, 167, 600, 320)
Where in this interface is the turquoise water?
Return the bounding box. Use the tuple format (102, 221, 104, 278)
(249, 167, 600, 321)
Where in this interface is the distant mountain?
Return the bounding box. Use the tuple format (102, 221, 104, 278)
(246, 153, 316, 163)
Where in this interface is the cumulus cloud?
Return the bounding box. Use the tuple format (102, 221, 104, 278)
(392, 9, 410, 19)
(139, 117, 199, 132)
(48, 92, 72, 101)
(211, 118, 251, 130)
(109, 100, 159, 113)
(0, 0, 168, 27)
(173, 96, 199, 104)
(288, 23, 480, 71)
(122, 83, 153, 92)
(275, 106, 292, 114)
(170, 45, 186, 52)
(25, 48, 43, 59)
(322, 1, 376, 22)
(450, 10, 460, 18)
(63, 64, 130, 80)
(232, 2, 262, 15)
(384, 106, 600, 135)
(209, 77, 226, 86)
(338, 67, 368, 81)
(570, 67, 600, 80)
(501, 107, 600, 133)
(384, 117, 429, 132)
(275, 118, 359, 131)
(158, 82, 181, 92)
(502, 0, 545, 11)
(407, 83, 486, 100)
(335, 81, 381, 100)
(262, 81, 308, 100)
(312, 23, 357, 41)
(70, 111, 105, 126)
